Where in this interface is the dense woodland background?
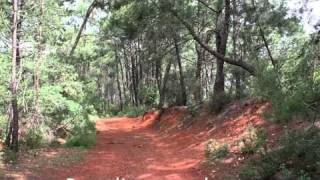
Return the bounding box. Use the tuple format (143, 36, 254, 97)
(0, 0, 320, 178)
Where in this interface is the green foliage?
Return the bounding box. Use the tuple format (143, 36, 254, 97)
(106, 1, 154, 39)
(252, 52, 319, 122)
(187, 103, 199, 117)
(240, 128, 320, 180)
(22, 130, 43, 149)
(205, 139, 228, 163)
(117, 106, 145, 118)
(66, 132, 96, 148)
(239, 123, 267, 155)
(138, 85, 158, 107)
(2, 149, 19, 164)
(66, 119, 96, 148)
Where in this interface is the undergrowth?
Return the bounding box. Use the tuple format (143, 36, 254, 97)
(65, 119, 96, 148)
(116, 106, 146, 118)
(239, 123, 267, 155)
(240, 128, 320, 180)
(205, 139, 228, 163)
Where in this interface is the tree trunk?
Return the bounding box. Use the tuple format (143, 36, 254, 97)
(170, 8, 256, 75)
(195, 43, 203, 102)
(7, 0, 19, 152)
(214, 0, 231, 96)
(131, 56, 138, 106)
(69, 0, 96, 57)
(159, 58, 173, 108)
(115, 50, 123, 110)
(173, 35, 187, 105)
(34, 0, 44, 125)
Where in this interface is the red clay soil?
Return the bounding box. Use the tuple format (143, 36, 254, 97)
(14, 100, 307, 180)
(39, 110, 207, 180)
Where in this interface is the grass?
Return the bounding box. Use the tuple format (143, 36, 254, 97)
(43, 148, 86, 167)
(65, 131, 96, 148)
(1, 147, 87, 177)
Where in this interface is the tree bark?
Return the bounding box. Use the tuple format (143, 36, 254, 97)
(213, 0, 231, 95)
(232, 0, 242, 98)
(115, 50, 123, 110)
(159, 58, 173, 108)
(7, 0, 20, 152)
(173, 35, 187, 105)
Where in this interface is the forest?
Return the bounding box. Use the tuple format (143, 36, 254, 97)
(0, 0, 320, 179)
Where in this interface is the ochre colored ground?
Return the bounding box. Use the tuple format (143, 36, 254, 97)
(42, 111, 207, 180)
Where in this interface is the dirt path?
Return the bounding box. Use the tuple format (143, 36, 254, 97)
(44, 116, 206, 180)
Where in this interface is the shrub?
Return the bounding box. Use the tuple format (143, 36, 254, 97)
(138, 85, 158, 107)
(117, 106, 145, 118)
(22, 130, 43, 149)
(187, 103, 199, 117)
(239, 123, 267, 155)
(205, 139, 228, 163)
(239, 128, 320, 180)
(252, 58, 318, 122)
(239, 166, 262, 180)
(66, 132, 96, 148)
(2, 149, 19, 164)
(66, 119, 96, 148)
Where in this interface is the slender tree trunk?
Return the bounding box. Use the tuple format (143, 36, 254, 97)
(214, 0, 231, 96)
(195, 43, 203, 102)
(7, 0, 19, 152)
(251, 0, 276, 68)
(155, 57, 162, 95)
(34, 0, 44, 125)
(131, 56, 138, 106)
(173, 35, 187, 105)
(159, 58, 173, 108)
(118, 50, 126, 105)
(232, 0, 242, 98)
(115, 50, 123, 110)
(69, 0, 96, 57)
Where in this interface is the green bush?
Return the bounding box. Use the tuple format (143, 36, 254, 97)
(252, 59, 319, 122)
(117, 106, 145, 118)
(205, 139, 228, 163)
(66, 119, 96, 148)
(3, 149, 19, 164)
(239, 128, 320, 180)
(187, 103, 200, 117)
(138, 85, 158, 106)
(66, 132, 96, 148)
(239, 124, 267, 155)
(22, 130, 43, 149)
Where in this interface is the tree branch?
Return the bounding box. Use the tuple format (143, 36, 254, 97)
(197, 0, 219, 13)
(69, 0, 97, 57)
(259, 27, 276, 67)
(169, 9, 256, 75)
(251, 0, 276, 68)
